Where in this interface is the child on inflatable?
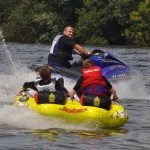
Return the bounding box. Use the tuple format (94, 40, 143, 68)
(23, 65, 68, 104)
(69, 59, 119, 110)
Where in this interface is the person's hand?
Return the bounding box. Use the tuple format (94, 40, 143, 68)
(87, 51, 91, 55)
(20, 88, 28, 92)
(112, 97, 119, 103)
(69, 90, 76, 97)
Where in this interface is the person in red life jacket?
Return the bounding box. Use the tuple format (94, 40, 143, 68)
(23, 65, 68, 104)
(48, 26, 91, 67)
(69, 59, 119, 110)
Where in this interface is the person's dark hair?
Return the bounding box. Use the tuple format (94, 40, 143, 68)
(83, 59, 94, 68)
(39, 65, 51, 80)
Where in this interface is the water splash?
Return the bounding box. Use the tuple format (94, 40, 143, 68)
(0, 30, 15, 74)
(114, 72, 150, 100)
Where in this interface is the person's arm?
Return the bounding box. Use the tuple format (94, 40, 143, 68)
(102, 76, 112, 89)
(103, 76, 119, 100)
(73, 44, 91, 55)
(55, 78, 69, 96)
(69, 77, 83, 97)
(109, 88, 118, 100)
(23, 81, 37, 91)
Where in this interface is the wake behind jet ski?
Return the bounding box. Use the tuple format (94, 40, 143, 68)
(30, 49, 131, 82)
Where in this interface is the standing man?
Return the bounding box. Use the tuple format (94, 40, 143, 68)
(48, 26, 91, 67)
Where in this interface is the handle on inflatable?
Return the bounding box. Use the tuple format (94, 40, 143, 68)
(112, 98, 120, 104)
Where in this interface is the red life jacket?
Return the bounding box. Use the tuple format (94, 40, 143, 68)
(81, 66, 106, 96)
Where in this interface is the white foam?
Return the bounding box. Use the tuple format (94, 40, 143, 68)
(114, 72, 150, 100)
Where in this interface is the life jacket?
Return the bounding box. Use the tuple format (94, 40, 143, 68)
(49, 34, 72, 61)
(34, 78, 56, 92)
(81, 66, 106, 96)
(50, 35, 64, 55)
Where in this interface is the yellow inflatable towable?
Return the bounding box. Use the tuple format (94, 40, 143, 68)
(13, 90, 128, 129)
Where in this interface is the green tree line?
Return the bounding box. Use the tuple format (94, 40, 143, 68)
(0, 0, 150, 46)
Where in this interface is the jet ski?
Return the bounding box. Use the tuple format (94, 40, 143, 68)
(30, 49, 131, 81)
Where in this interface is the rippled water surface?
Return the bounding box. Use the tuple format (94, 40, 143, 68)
(0, 40, 150, 149)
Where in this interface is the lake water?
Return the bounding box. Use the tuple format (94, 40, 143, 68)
(0, 39, 150, 149)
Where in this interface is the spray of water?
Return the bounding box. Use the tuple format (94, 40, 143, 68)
(114, 71, 149, 100)
(0, 64, 86, 130)
(0, 30, 15, 74)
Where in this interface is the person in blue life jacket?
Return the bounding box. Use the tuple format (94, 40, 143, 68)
(23, 65, 68, 104)
(69, 59, 119, 110)
(48, 26, 91, 67)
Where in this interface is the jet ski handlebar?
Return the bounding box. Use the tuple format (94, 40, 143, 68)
(73, 49, 107, 59)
